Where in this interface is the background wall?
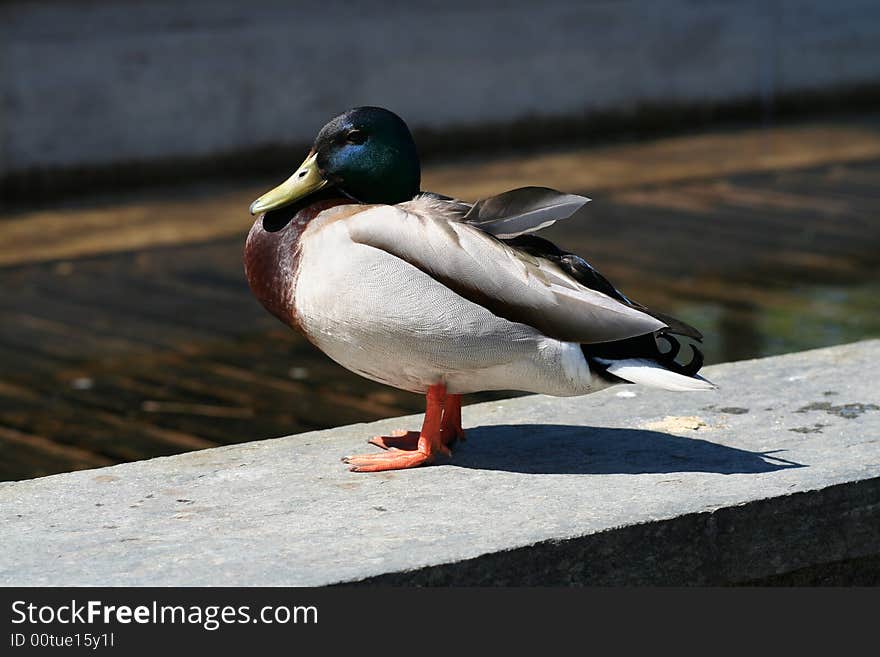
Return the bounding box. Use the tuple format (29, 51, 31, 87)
(2, 0, 880, 178)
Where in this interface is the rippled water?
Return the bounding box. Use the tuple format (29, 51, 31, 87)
(2, 130, 879, 481)
(672, 280, 880, 364)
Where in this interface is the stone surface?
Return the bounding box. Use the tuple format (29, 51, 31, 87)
(1, 340, 879, 585)
(3, 0, 880, 175)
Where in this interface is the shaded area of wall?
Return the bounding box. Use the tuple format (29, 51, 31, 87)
(3, 0, 880, 199)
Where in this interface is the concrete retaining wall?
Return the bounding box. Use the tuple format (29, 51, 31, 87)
(1, 340, 878, 586)
(2, 0, 880, 178)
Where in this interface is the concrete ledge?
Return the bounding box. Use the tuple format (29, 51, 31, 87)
(2, 340, 879, 586)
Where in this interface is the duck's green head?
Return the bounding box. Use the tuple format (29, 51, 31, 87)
(250, 107, 420, 214)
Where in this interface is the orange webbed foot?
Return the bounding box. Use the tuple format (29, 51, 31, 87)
(345, 383, 452, 473)
(368, 430, 420, 451)
(343, 443, 451, 472)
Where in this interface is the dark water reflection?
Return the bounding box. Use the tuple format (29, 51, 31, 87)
(671, 280, 880, 364)
(2, 148, 879, 481)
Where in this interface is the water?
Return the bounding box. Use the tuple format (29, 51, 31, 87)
(1, 123, 879, 480)
(673, 280, 880, 364)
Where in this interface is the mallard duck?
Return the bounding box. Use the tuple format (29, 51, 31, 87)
(245, 107, 713, 472)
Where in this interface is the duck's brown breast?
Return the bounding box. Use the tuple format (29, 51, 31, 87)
(244, 198, 350, 331)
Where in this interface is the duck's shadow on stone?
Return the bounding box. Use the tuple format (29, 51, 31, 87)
(450, 424, 803, 475)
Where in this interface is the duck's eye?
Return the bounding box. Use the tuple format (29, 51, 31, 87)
(346, 129, 367, 145)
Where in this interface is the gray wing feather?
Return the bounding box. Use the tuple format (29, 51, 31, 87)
(346, 206, 666, 344)
(463, 186, 590, 238)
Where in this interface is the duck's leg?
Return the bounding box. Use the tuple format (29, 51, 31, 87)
(344, 384, 450, 472)
(369, 393, 464, 451)
(442, 394, 465, 446)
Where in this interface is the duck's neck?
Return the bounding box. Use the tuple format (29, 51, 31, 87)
(244, 198, 349, 328)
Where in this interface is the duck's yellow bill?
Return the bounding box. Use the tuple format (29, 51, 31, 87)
(249, 152, 329, 215)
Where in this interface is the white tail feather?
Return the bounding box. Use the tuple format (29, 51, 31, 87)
(596, 358, 716, 392)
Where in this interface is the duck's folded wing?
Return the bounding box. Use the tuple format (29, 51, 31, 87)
(346, 207, 666, 344)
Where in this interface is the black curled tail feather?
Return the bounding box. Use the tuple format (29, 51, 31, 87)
(657, 334, 704, 377)
(583, 331, 705, 380)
